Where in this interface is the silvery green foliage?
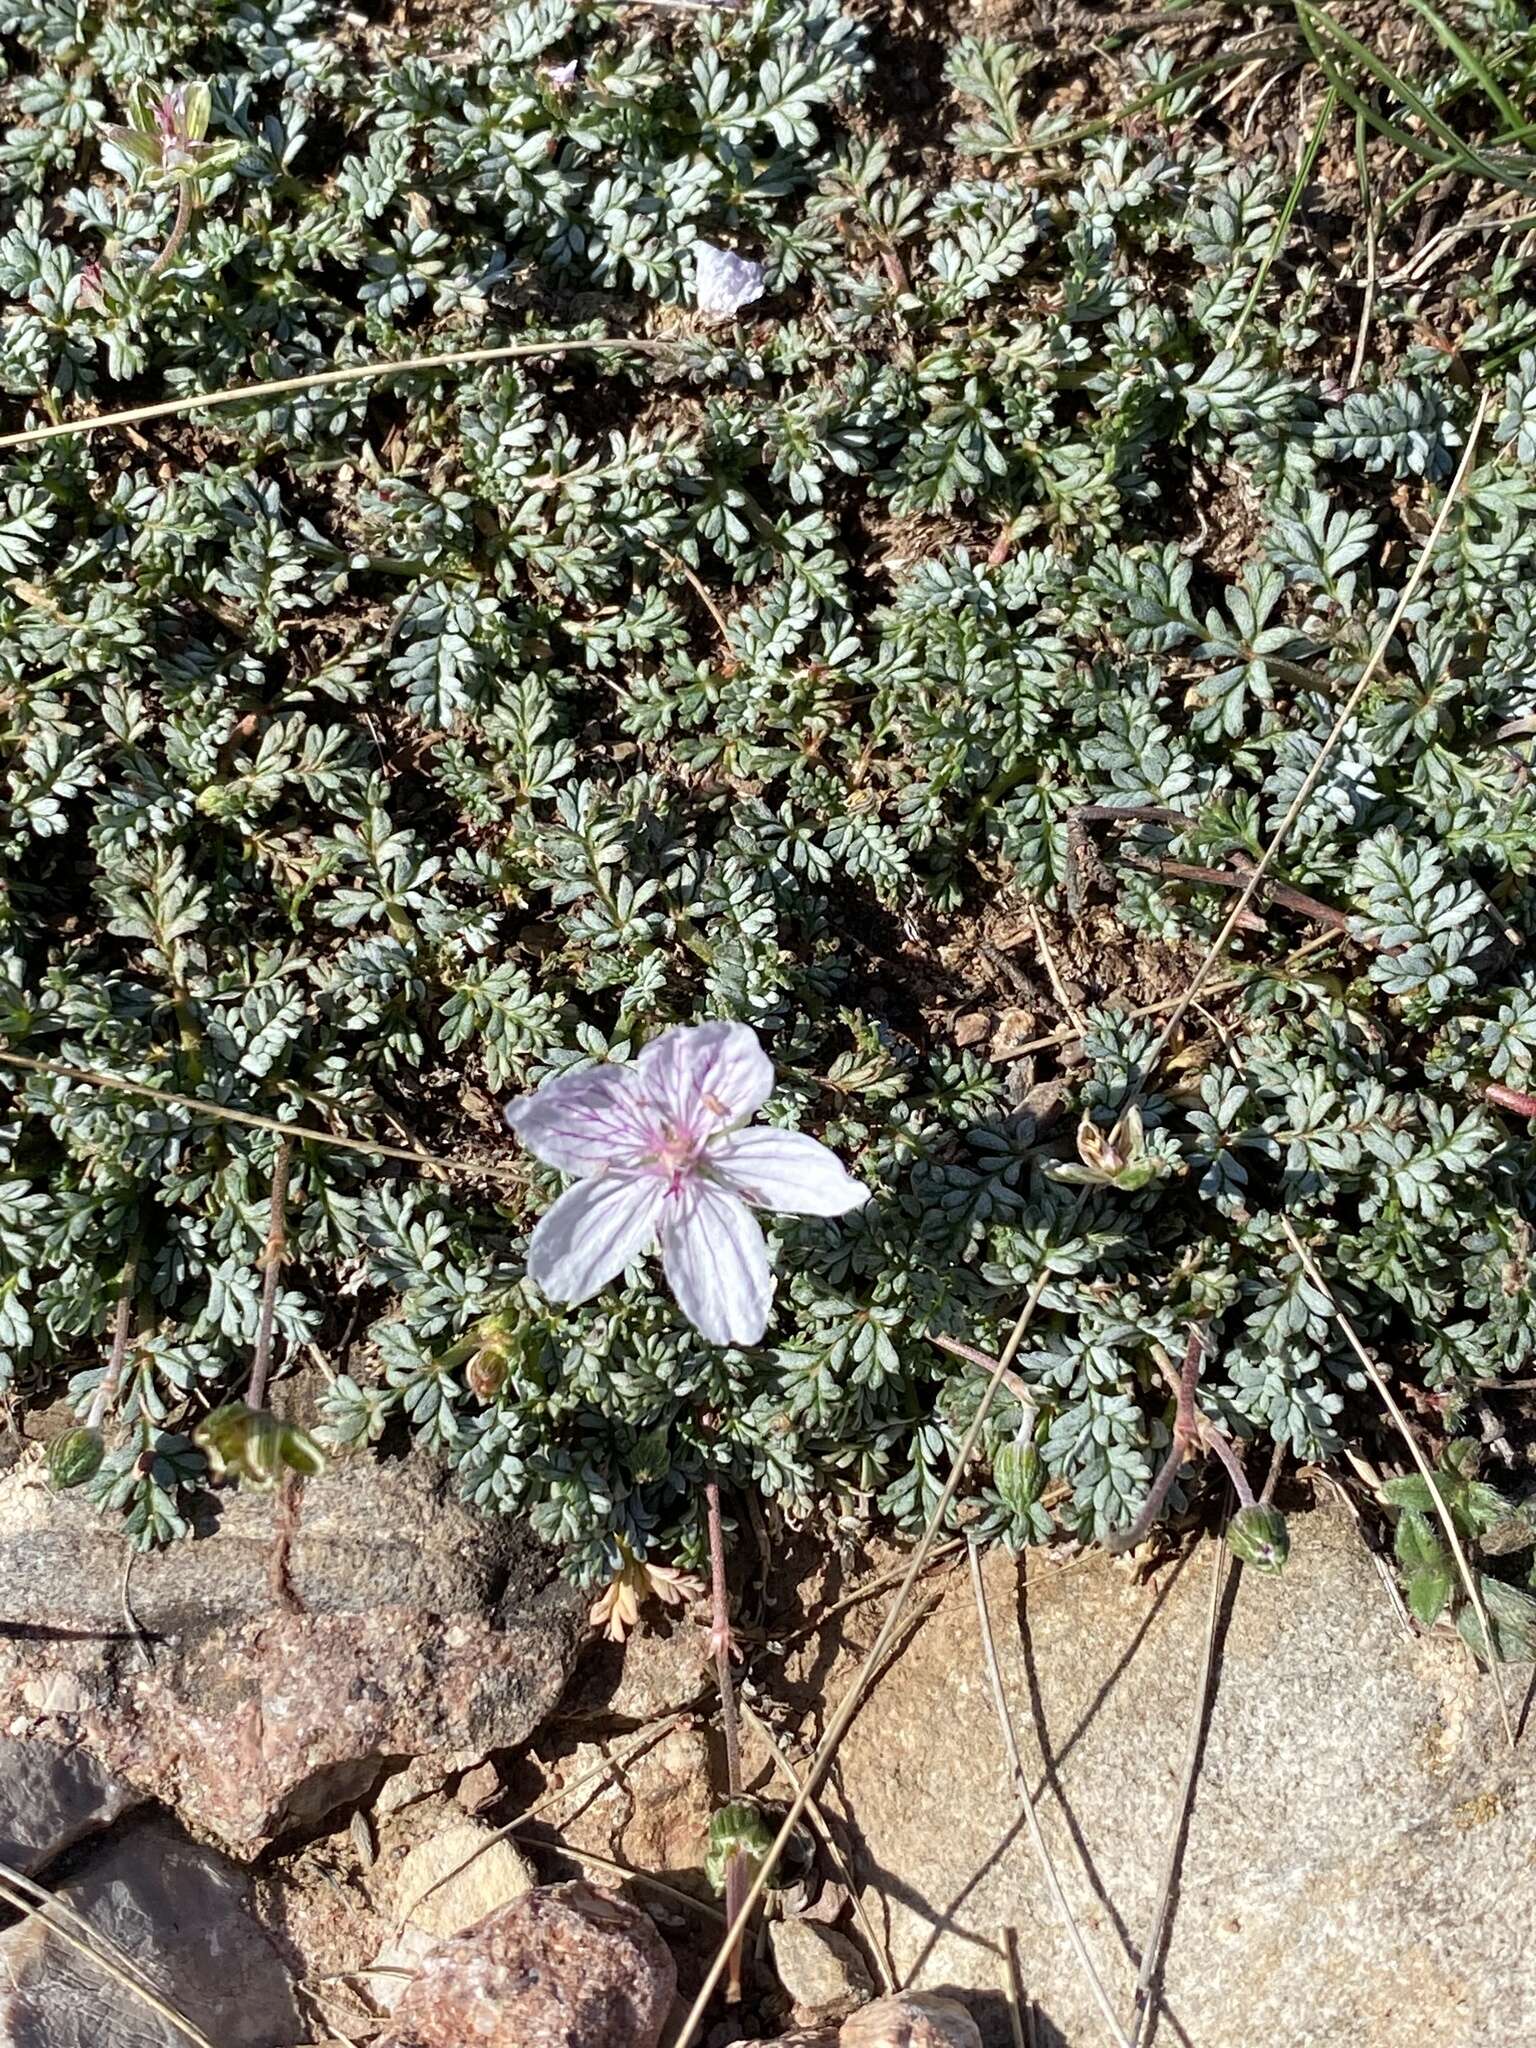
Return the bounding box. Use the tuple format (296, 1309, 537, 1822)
(0, 0, 1532, 1576)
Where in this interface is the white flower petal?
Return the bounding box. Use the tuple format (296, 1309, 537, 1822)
(635, 1021, 774, 1138)
(710, 1128, 871, 1216)
(505, 1064, 655, 1174)
(693, 240, 765, 319)
(659, 1179, 773, 1346)
(526, 1171, 665, 1304)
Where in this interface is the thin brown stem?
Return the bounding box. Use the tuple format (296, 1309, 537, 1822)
(245, 1139, 293, 1412)
(268, 1470, 305, 1615)
(1128, 854, 1352, 935)
(705, 1478, 746, 2000)
(86, 1244, 140, 1431)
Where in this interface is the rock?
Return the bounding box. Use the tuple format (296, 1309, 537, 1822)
(126, 1604, 577, 1848)
(375, 1754, 457, 1819)
(392, 1814, 537, 1937)
(563, 1614, 712, 1724)
(0, 1736, 140, 1873)
(0, 1451, 585, 1853)
(377, 1881, 676, 2048)
(826, 1503, 1532, 2048)
(454, 1760, 501, 1812)
(368, 1925, 440, 2012)
(839, 1995, 982, 2047)
(552, 1723, 714, 1903)
(0, 1447, 527, 1631)
(0, 1818, 300, 2048)
(769, 1919, 873, 2016)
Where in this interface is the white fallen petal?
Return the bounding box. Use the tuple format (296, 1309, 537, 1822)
(710, 1128, 871, 1216)
(635, 1020, 773, 1136)
(659, 1179, 773, 1345)
(693, 240, 765, 320)
(504, 1064, 654, 1174)
(526, 1171, 665, 1304)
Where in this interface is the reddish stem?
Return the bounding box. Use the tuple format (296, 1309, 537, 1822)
(706, 1479, 746, 2001)
(1486, 1082, 1536, 1119)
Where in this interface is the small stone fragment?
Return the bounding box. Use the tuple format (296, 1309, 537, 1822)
(839, 1992, 982, 2048)
(380, 1881, 676, 2048)
(769, 1919, 873, 2016)
(454, 1759, 501, 1812)
(0, 1737, 139, 1874)
(368, 1925, 439, 2012)
(393, 1816, 537, 1938)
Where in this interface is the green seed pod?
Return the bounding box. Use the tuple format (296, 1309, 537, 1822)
(48, 1427, 104, 1490)
(196, 1401, 253, 1481)
(279, 1421, 326, 1479)
(1228, 1503, 1290, 1574)
(705, 1798, 777, 1895)
(196, 1401, 306, 1489)
(994, 1439, 1043, 1515)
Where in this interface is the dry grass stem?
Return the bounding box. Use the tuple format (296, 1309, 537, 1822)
(1126, 1526, 1227, 2047)
(0, 336, 679, 450)
(1279, 1218, 1515, 1747)
(739, 1697, 898, 1992)
(1142, 389, 1491, 1077)
(967, 1544, 1133, 2048)
(672, 1266, 1055, 2047)
(0, 1863, 216, 2048)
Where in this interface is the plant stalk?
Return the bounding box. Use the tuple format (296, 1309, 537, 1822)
(147, 181, 194, 279)
(706, 1478, 747, 2001)
(245, 1139, 293, 1412)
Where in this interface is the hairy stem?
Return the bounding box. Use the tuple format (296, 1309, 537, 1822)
(147, 181, 194, 279)
(245, 1139, 293, 1412)
(706, 1478, 747, 2000)
(86, 1244, 140, 1432)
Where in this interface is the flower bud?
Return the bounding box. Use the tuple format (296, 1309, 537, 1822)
(1228, 1503, 1289, 1573)
(48, 1427, 104, 1489)
(993, 1440, 1043, 1515)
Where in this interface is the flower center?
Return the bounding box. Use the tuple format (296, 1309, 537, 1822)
(648, 1119, 703, 1189)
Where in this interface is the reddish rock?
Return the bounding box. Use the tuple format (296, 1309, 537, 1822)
(839, 1995, 982, 2048)
(0, 1452, 584, 1854)
(377, 1882, 676, 2048)
(119, 1605, 573, 1847)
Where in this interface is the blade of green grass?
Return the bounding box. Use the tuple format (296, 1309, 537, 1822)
(1295, 0, 1536, 194)
(1231, 82, 1338, 346)
(1403, 0, 1523, 135)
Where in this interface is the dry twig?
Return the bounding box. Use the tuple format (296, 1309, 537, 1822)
(673, 1267, 1056, 2047)
(1139, 390, 1491, 1078)
(740, 1698, 898, 1992)
(1126, 1526, 1228, 2046)
(967, 1544, 1133, 2048)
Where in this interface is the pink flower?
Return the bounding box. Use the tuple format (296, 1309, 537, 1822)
(504, 1022, 868, 1345)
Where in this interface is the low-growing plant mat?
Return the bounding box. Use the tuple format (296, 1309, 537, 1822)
(1, 0, 1534, 1641)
